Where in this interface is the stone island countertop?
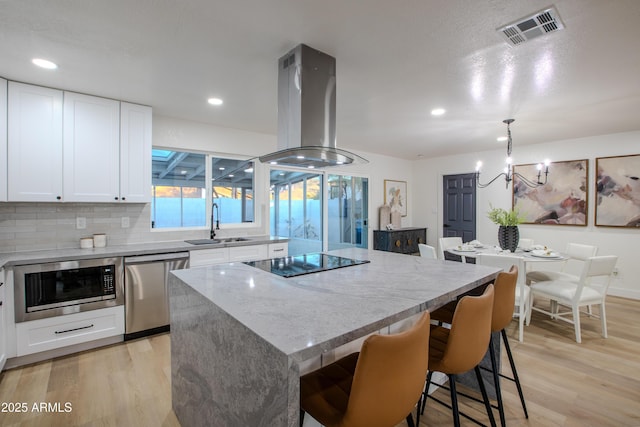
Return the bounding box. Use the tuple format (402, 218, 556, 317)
(168, 247, 500, 427)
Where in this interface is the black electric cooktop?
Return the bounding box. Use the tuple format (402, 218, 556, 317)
(244, 253, 370, 278)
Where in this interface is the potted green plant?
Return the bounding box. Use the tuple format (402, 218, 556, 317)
(487, 205, 524, 252)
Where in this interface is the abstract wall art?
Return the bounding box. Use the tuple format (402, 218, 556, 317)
(512, 159, 588, 226)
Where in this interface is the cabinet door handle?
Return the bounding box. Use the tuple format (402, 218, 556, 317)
(121, 197, 126, 201)
(395, 240, 401, 247)
(114, 197, 119, 200)
(0, 301, 3, 306)
(273, 248, 284, 252)
(55, 324, 94, 334)
(56, 196, 62, 200)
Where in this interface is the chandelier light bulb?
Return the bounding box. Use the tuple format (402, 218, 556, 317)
(506, 156, 513, 164)
(544, 159, 551, 166)
(536, 163, 543, 171)
(476, 161, 483, 171)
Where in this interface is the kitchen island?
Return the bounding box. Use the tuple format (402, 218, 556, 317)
(168, 247, 500, 427)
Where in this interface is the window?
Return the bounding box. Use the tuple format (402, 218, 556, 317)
(151, 149, 255, 229)
(151, 149, 206, 228)
(212, 157, 255, 224)
(270, 169, 322, 255)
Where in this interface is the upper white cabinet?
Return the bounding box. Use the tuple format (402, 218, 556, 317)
(6, 81, 152, 203)
(0, 78, 7, 202)
(8, 82, 64, 202)
(120, 102, 152, 203)
(63, 91, 120, 202)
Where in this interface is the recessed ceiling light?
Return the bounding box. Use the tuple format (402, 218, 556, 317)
(228, 174, 234, 177)
(497, 136, 508, 142)
(219, 167, 225, 170)
(32, 58, 58, 70)
(269, 161, 278, 165)
(431, 108, 446, 116)
(207, 97, 223, 106)
(244, 168, 254, 173)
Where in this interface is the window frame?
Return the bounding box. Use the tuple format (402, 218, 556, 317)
(151, 147, 259, 232)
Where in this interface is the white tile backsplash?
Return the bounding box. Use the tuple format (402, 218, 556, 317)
(0, 202, 267, 253)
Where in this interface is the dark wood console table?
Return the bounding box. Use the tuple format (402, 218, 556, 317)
(373, 227, 427, 255)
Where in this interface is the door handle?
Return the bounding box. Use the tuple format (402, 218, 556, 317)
(443, 224, 451, 228)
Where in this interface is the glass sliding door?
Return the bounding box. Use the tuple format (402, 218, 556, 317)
(270, 170, 323, 256)
(327, 175, 368, 251)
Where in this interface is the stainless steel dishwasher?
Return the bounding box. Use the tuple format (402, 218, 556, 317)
(124, 252, 189, 340)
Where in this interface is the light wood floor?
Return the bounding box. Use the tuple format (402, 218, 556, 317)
(1, 296, 639, 426)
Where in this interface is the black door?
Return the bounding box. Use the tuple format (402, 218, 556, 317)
(443, 173, 476, 242)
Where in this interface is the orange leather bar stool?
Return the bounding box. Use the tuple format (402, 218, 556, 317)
(418, 285, 496, 427)
(428, 267, 528, 427)
(300, 311, 430, 427)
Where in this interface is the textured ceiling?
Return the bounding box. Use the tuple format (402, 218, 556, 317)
(1, 0, 639, 160)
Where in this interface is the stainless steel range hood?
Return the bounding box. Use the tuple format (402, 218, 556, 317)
(259, 44, 367, 168)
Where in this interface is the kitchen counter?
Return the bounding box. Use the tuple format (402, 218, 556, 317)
(168, 247, 500, 427)
(0, 236, 289, 268)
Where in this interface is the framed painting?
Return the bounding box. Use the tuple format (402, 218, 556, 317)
(512, 159, 588, 225)
(384, 179, 407, 217)
(595, 154, 640, 227)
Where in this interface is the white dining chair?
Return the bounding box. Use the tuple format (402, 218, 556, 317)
(418, 243, 437, 259)
(438, 237, 465, 262)
(526, 243, 598, 284)
(529, 255, 618, 343)
(477, 253, 530, 342)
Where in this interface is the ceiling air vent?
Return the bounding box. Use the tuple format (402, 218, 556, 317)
(498, 6, 565, 46)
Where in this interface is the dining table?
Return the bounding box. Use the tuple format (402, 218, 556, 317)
(447, 245, 568, 266)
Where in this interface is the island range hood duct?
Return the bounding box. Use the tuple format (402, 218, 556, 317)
(259, 44, 367, 168)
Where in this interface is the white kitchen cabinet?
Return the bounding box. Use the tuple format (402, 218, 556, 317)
(189, 242, 281, 267)
(0, 269, 6, 370)
(0, 78, 7, 202)
(63, 91, 120, 202)
(268, 242, 288, 258)
(120, 102, 152, 203)
(189, 247, 230, 267)
(15, 305, 124, 357)
(7, 82, 64, 202)
(7, 81, 152, 203)
(228, 245, 268, 262)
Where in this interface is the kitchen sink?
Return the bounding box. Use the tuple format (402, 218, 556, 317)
(221, 237, 250, 242)
(185, 237, 250, 245)
(184, 239, 223, 245)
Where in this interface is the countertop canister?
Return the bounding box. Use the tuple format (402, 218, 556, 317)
(93, 233, 107, 248)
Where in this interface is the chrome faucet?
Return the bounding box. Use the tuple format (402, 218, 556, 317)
(210, 202, 220, 239)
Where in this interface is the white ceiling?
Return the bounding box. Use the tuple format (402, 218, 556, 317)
(1, 0, 639, 160)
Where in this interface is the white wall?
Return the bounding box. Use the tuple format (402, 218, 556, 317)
(412, 130, 640, 299)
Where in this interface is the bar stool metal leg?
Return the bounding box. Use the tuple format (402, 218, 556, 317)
(501, 329, 528, 418)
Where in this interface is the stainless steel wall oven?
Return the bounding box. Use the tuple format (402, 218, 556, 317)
(14, 257, 124, 322)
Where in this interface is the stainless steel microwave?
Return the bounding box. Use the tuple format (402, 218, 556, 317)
(14, 257, 124, 322)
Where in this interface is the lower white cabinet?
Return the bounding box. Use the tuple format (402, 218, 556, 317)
(0, 269, 6, 370)
(268, 242, 288, 258)
(189, 247, 230, 267)
(16, 306, 124, 357)
(189, 242, 288, 267)
(228, 245, 268, 262)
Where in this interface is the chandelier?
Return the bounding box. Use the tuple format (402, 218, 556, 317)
(475, 119, 550, 189)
